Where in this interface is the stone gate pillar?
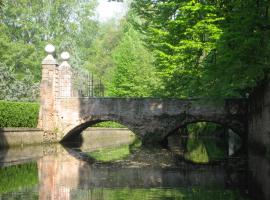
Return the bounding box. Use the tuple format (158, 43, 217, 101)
(38, 44, 59, 142)
(58, 52, 72, 97)
(54, 52, 82, 140)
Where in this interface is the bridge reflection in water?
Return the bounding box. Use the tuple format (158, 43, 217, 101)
(0, 129, 264, 200)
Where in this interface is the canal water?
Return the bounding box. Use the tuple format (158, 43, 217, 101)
(0, 129, 268, 200)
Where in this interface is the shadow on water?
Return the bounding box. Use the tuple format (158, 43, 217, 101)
(0, 127, 268, 200)
(0, 128, 8, 167)
(248, 149, 270, 200)
(67, 143, 249, 199)
(60, 132, 84, 148)
(166, 124, 244, 164)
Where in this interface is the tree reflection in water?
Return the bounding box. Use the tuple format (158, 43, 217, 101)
(0, 130, 254, 200)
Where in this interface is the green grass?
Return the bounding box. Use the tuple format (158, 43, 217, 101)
(0, 100, 39, 127)
(87, 144, 131, 162)
(92, 121, 126, 128)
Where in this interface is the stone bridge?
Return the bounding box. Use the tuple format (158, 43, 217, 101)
(38, 45, 247, 144)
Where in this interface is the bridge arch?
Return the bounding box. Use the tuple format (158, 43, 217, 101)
(47, 97, 247, 145)
(61, 115, 141, 142)
(168, 118, 245, 139)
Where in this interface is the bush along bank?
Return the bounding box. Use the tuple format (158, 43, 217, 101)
(0, 101, 39, 128)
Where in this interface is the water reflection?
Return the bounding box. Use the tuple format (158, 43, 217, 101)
(248, 150, 270, 200)
(0, 129, 256, 200)
(168, 133, 241, 164)
(37, 144, 247, 199)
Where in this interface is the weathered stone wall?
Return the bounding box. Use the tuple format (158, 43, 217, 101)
(248, 81, 270, 200)
(248, 151, 270, 200)
(248, 80, 270, 154)
(80, 128, 135, 151)
(0, 128, 44, 147)
(58, 98, 246, 144)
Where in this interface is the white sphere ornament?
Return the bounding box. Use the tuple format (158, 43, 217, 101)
(45, 44, 55, 54)
(61, 51, 70, 61)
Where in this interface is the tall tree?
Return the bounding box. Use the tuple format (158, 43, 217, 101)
(107, 17, 159, 97)
(85, 19, 121, 80)
(0, 0, 98, 80)
(132, 0, 270, 97)
(0, 0, 99, 100)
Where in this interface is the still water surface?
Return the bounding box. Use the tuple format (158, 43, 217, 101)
(0, 129, 267, 200)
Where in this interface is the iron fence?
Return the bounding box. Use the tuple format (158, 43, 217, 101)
(58, 67, 104, 98)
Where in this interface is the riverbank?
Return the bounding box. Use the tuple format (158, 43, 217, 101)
(0, 128, 43, 148)
(0, 127, 134, 148)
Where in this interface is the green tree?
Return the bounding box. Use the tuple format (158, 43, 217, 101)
(85, 19, 121, 80)
(107, 18, 159, 97)
(0, 0, 98, 100)
(207, 0, 270, 96)
(0, 0, 98, 80)
(0, 62, 38, 101)
(132, 0, 270, 97)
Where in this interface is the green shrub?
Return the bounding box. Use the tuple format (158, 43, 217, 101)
(0, 101, 39, 127)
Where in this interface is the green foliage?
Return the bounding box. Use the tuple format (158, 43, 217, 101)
(0, 62, 38, 101)
(132, 0, 270, 97)
(105, 15, 160, 97)
(1, 0, 268, 99)
(0, 0, 98, 82)
(86, 20, 121, 80)
(0, 101, 39, 127)
(0, 162, 38, 194)
(93, 121, 126, 128)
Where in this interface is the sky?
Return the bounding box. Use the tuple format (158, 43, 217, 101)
(95, 0, 128, 22)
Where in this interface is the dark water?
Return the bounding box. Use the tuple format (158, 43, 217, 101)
(0, 130, 268, 200)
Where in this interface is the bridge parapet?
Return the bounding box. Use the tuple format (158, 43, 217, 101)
(58, 98, 247, 143)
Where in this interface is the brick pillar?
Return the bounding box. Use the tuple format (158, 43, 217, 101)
(38, 44, 58, 142)
(58, 52, 72, 97)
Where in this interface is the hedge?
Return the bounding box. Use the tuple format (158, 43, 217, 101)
(0, 101, 39, 128)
